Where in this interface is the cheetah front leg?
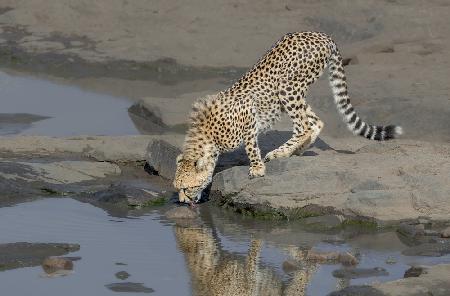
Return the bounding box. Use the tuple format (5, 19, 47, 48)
(264, 97, 313, 162)
(243, 128, 266, 178)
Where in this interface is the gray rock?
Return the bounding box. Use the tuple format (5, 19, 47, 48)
(328, 286, 385, 296)
(210, 139, 450, 223)
(78, 182, 167, 208)
(332, 267, 389, 279)
(165, 207, 198, 219)
(282, 260, 300, 273)
(115, 271, 130, 280)
(397, 223, 425, 238)
(0, 242, 80, 271)
(404, 266, 426, 278)
(146, 139, 182, 180)
(42, 257, 74, 274)
(105, 282, 154, 293)
(402, 242, 450, 257)
(302, 215, 345, 229)
(441, 226, 450, 238)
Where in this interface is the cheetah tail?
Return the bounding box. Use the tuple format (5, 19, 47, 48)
(327, 48, 403, 141)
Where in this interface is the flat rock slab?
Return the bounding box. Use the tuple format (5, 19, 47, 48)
(0, 135, 178, 162)
(210, 139, 450, 223)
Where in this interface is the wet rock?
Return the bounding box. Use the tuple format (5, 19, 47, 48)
(440, 226, 450, 238)
(385, 256, 397, 265)
(404, 266, 426, 278)
(79, 182, 167, 208)
(328, 285, 386, 296)
(332, 267, 389, 279)
(115, 271, 130, 280)
(306, 250, 358, 266)
(424, 229, 439, 236)
(0, 159, 121, 203)
(0, 113, 50, 136)
(105, 282, 154, 293)
(0, 242, 80, 271)
(402, 242, 450, 256)
(302, 215, 345, 229)
(282, 260, 300, 273)
(165, 207, 198, 219)
(42, 257, 73, 274)
(373, 264, 450, 295)
(397, 222, 425, 238)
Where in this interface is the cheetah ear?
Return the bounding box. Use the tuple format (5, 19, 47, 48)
(176, 154, 183, 164)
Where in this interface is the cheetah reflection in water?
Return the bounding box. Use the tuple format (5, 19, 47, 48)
(174, 224, 325, 296)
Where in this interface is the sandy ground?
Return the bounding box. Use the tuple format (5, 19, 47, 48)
(0, 0, 449, 142)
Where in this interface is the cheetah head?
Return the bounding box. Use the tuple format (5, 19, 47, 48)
(173, 154, 215, 204)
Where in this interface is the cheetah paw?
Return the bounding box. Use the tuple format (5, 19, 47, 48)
(264, 149, 289, 162)
(248, 165, 266, 179)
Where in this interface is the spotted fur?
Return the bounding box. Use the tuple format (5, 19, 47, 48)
(174, 31, 402, 203)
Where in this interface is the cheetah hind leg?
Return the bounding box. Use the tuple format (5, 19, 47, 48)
(293, 105, 324, 156)
(264, 101, 313, 162)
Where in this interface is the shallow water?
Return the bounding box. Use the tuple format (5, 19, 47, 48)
(0, 71, 138, 136)
(1, 198, 449, 296)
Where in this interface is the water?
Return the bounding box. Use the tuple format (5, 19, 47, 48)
(0, 71, 139, 136)
(0, 70, 448, 295)
(0, 198, 449, 296)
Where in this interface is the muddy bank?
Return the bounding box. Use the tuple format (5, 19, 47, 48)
(0, 1, 449, 142)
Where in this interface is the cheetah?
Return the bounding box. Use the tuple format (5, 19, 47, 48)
(174, 31, 402, 203)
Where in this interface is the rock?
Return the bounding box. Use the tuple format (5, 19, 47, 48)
(404, 266, 426, 278)
(301, 215, 345, 229)
(328, 286, 385, 296)
(373, 264, 450, 295)
(0, 159, 121, 203)
(397, 222, 425, 238)
(0, 113, 50, 136)
(105, 282, 154, 293)
(42, 257, 73, 274)
(282, 260, 300, 273)
(338, 252, 359, 266)
(210, 139, 450, 223)
(146, 139, 183, 180)
(385, 256, 397, 265)
(115, 271, 130, 280)
(424, 229, 439, 236)
(306, 250, 358, 266)
(165, 207, 198, 219)
(441, 226, 450, 238)
(0, 242, 80, 271)
(402, 242, 450, 257)
(332, 267, 388, 279)
(78, 182, 168, 208)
